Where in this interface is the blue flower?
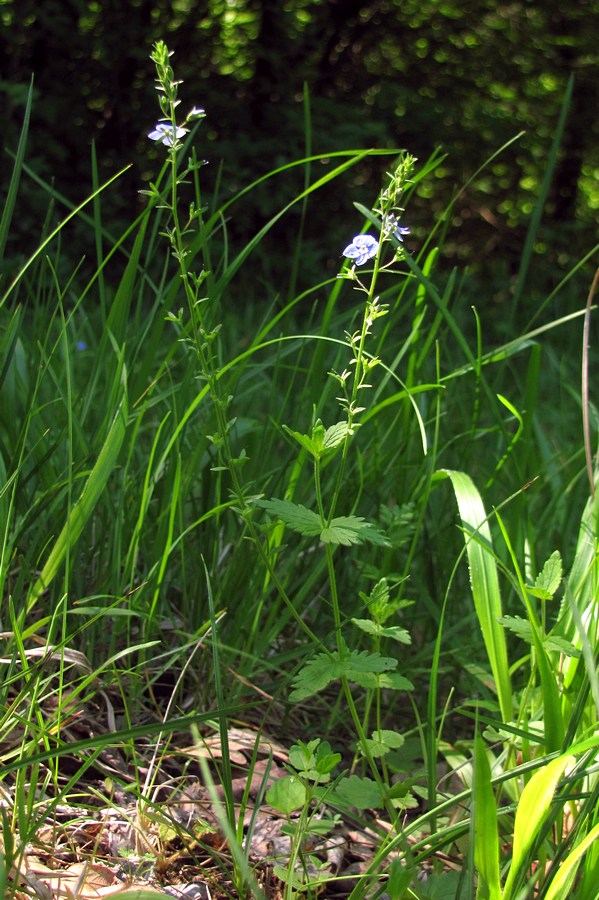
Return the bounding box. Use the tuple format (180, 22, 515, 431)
(384, 214, 410, 242)
(148, 123, 189, 147)
(343, 235, 379, 266)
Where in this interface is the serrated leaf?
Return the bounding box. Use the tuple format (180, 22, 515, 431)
(283, 425, 322, 457)
(332, 775, 382, 810)
(351, 618, 411, 644)
(321, 515, 389, 546)
(257, 498, 322, 536)
(258, 499, 389, 547)
(528, 586, 554, 602)
(289, 649, 398, 702)
(283, 420, 352, 460)
(498, 615, 534, 641)
(498, 616, 580, 658)
(533, 550, 562, 597)
(324, 421, 354, 449)
(543, 636, 580, 658)
(362, 729, 405, 757)
(372, 671, 414, 691)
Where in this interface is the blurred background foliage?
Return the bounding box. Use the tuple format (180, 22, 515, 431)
(1, 0, 598, 311)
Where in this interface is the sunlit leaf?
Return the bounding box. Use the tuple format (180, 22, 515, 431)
(502, 753, 575, 900)
(473, 733, 501, 900)
(289, 649, 397, 701)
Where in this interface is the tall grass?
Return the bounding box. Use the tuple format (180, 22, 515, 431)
(0, 42, 598, 899)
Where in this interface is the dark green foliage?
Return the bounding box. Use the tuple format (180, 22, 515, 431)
(2, 0, 598, 304)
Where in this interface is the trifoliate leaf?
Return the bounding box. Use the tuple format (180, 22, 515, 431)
(289, 649, 398, 701)
(362, 729, 405, 757)
(287, 739, 340, 781)
(283, 420, 353, 460)
(288, 739, 319, 772)
(257, 498, 322, 537)
(332, 775, 382, 810)
(351, 618, 412, 644)
(257, 500, 388, 546)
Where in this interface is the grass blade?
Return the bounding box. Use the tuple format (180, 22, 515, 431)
(502, 753, 574, 900)
(0, 77, 33, 263)
(510, 74, 574, 323)
(441, 469, 512, 724)
(544, 823, 599, 900)
(473, 732, 501, 900)
(27, 369, 128, 612)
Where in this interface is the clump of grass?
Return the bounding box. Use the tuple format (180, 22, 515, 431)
(0, 40, 597, 900)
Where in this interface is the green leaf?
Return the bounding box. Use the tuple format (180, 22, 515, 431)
(502, 753, 575, 900)
(257, 498, 322, 537)
(332, 775, 382, 810)
(289, 648, 398, 701)
(288, 739, 319, 772)
(283, 420, 352, 460)
(498, 616, 580, 658)
(266, 776, 306, 815)
(533, 550, 562, 598)
(258, 499, 389, 546)
(442, 469, 512, 724)
(362, 729, 405, 758)
(321, 515, 389, 546)
(351, 618, 411, 644)
(374, 671, 414, 691)
(323, 421, 354, 450)
(544, 822, 599, 900)
(283, 423, 325, 458)
(473, 733, 501, 900)
(287, 739, 340, 781)
(387, 859, 412, 898)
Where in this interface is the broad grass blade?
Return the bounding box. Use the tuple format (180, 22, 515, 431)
(544, 824, 599, 900)
(502, 753, 574, 900)
(473, 732, 501, 900)
(442, 469, 512, 723)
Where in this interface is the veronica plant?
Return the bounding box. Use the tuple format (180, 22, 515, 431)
(258, 160, 420, 860)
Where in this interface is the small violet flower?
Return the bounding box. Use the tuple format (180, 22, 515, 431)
(148, 123, 189, 147)
(187, 106, 205, 119)
(343, 234, 379, 266)
(384, 213, 410, 242)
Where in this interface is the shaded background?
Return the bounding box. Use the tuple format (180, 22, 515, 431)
(2, 0, 598, 309)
